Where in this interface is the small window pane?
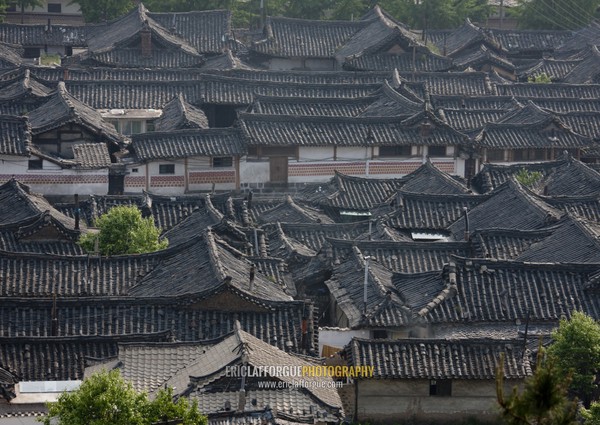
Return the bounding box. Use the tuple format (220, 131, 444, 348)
(28, 159, 43, 170)
(212, 157, 233, 168)
(48, 3, 61, 13)
(428, 145, 447, 157)
(379, 145, 411, 157)
(159, 164, 175, 174)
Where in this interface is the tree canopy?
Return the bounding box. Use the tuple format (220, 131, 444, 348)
(79, 205, 168, 256)
(41, 369, 206, 425)
(547, 311, 600, 406)
(496, 346, 579, 425)
(513, 0, 600, 30)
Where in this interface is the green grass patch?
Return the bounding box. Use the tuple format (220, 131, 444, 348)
(40, 54, 60, 66)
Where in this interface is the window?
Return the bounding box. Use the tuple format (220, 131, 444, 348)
(131, 168, 139, 173)
(121, 120, 142, 135)
(159, 164, 175, 174)
(48, 3, 61, 13)
(23, 47, 41, 59)
(64, 46, 73, 56)
(429, 379, 452, 396)
(513, 149, 546, 161)
(212, 157, 233, 168)
(487, 149, 505, 162)
(145, 120, 155, 132)
(379, 145, 411, 157)
(372, 330, 388, 339)
(428, 145, 447, 157)
(28, 159, 43, 170)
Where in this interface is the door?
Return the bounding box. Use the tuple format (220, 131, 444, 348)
(269, 156, 288, 185)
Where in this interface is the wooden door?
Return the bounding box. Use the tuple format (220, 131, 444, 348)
(269, 156, 288, 184)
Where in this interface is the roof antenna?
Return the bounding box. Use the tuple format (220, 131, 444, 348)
(363, 256, 371, 315)
(463, 207, 470, 241)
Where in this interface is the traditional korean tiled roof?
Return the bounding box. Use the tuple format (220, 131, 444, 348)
(556, 111, 600, 140)
(0, 334, 171, 382)
(77, 47, 205, 68)
(517, 58, 579, 81)
(28, 82, 122, 144)
(472, 154, 600, 196)
(83, 4, 199, 58)
(494, 101, 552, 125)
(489, 28, 570, 54)
(516, 215, 600, 263)
(0, 179, 77, 228)
(359, 80, 424, 117)
(0, 41, 22, 68)
(398, 160, 470, 195)
(558, 21, 600, 53)
(252, 16, 368, 58)
(347, 337, 532, 379)
(130, 128, 245, 161)
(343, 50, 452, 72)
(256, 196, 333, 225)
(62, 76, 381, 109)
(401, 71, 495, 96)
(471, 227, 554, 260)
(129, 230, 292, 301)
(335, 6, 420, 59)
(203, 69, 391, 84)
(0, 69, 51, 103)
(438, 108, 506, 133)
(436, 19, 501, 57)
(558, 45, 600, 83)
(450, 44, 515, 73)
(430, 94, 519, 111)
(415, 257, 600, 324)
(0, 211, 83, 256)
(542, 195, 600, 223)
(384, 191, 486, 232)
(324, 238, 470, 273)
(0, 23, 87, 47)
(299, 171, 405, 212)
(154, 93, 208, 131)
(239, 113, 467, 148)
(0, 114, 30, 156)
(71, 143, 112, 169)
(199, 50, 258, 71)
(325, 246, 413, 328)
(106, 324, 342, 413)
(147, 9, 232, 55)
(448, 180, 563, 239)
(475, 114, 590, 150)
(496, 83, 600, 99)
(249, 94, 375, 117)
(161, 203, 222, 247)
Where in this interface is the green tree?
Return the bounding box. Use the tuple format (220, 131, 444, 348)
(527, 73, 552, 83)
(40, 369, 206, 425)
(79, 205, 168, 256)
(582, 401, 600, 425)
(15, 0, 43, 23)
(547, 311, 600, 406)
(71, 0, 135, 23)
(515, 169, 543, 187)
(514, 0, 600, 30)
(496, 346, 579, 425)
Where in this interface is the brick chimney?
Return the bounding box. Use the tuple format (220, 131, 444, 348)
(140, 27, 152, 58)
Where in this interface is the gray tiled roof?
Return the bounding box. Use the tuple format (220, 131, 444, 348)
(401, 71, 494, 96)
(256, 196, 333, 226)
(0, 23, 87, 46)
(28, 82, 122, 144)
(497, 83, 600, 99)
(155, 94, 208, 131)
(348, 337, 532, 379)
(449, 180, 563, 239)
(249, 94, 375, 117)
(252, 16, 368, 58)
(325, 246, 413, 328)
(131, 128, 245, 161)
(416, 257, 600, 324)
(239, 113, 467, 148)
(72, 143, 111, 169)
(0, 69, 51, 102)
(344, 50, 452, 72)
(489, 28, 570, 53)
(0, 115, 30, 156)
(471, 154, 600, 196)
(0, 179, 77, 228)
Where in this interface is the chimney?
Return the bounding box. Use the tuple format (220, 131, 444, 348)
(51, 293, 58, 336)
(363, 256, 371, 315)
(249, 263, 255, 292)
(247, 190, 253, 210)
(237, 388, 246, 412)
(463, 207, 470, 241)
(63, 67, 69, 81)
(74, 194, 80, 230)
(140, 27, 152, 58)
(420, 121, 431, 139)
